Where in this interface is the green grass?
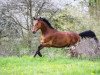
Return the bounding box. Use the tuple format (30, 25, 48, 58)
(0, 56, 100, 75)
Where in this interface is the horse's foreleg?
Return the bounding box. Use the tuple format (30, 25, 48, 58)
(34, 44, 43, 57)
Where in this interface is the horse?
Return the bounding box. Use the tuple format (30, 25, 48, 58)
(32, 17, 98, 57)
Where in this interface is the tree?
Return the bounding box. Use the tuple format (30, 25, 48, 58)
(88, 0, 100, 20)
(0, 0, 59, 55)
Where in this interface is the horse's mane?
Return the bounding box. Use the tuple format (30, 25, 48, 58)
(38, 17, 54, 29)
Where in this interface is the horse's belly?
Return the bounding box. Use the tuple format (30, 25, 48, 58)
(51, 38, 71, 47)
(51, 43, 70, 48)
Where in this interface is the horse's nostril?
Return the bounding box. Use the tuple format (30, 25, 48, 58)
(32, 31, 36, 34)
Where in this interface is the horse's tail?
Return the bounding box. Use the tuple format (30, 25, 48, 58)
(79, 30, 99, 43)
(93, 37, 99, 43)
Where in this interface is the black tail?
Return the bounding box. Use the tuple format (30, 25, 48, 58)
(79, 30, 99, 43)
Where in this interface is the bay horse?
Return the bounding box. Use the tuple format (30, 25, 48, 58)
(32, 17, 98, 57)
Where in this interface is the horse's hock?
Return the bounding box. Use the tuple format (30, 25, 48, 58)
(70, 38, 100, 57)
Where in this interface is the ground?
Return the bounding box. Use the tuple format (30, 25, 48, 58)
(0, 56, 100, 75)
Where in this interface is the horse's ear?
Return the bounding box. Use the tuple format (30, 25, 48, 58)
(40, 17, 42, 19)
(33, 17, 36, 20)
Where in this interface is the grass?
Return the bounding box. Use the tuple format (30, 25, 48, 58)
(0, 56, 100, 75)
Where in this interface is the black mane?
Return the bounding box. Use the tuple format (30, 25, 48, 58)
(38, 17, 54, 29)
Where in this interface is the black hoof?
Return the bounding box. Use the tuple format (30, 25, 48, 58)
(34, 51, 42, 57)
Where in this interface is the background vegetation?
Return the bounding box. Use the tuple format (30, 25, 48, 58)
(0, 0, 100, 57)
(0, 0, 100, 74)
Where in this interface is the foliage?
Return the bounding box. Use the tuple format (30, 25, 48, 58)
(0, 0, 100, 57)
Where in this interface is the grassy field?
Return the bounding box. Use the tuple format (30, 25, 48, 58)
(0, 56, 100, 75)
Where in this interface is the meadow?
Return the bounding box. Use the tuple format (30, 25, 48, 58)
(0, 56, 100, 75)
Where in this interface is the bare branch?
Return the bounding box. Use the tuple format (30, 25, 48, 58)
(35, 2, 46, 17)
(49, 9, 59, 20)
(10, 15, 28, 30)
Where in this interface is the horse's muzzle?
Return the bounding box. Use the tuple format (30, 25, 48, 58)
(32, 31, 36, 34)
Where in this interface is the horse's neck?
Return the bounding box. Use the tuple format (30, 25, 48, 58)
(41, 26, 56, 35)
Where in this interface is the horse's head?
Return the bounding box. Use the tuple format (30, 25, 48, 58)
(32, 17, 43, 34)
(32, 17, 54, 34)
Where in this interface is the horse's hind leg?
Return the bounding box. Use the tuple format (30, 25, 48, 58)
(69, 45, 77, 57)
(34, 44, 43, 57)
